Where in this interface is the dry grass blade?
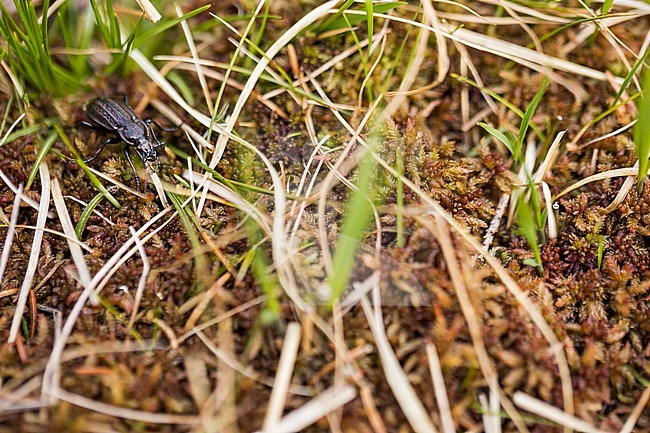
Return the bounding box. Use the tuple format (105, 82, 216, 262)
(134, 0, 161, 22)
(263, 322, 302, 430)
(8, 163, 50, 343)
(619, 385, 650, 433)
(0, 182, 22, 287)
(512, 392, 604, 433)
(386, 0, 449, 101)
(361, 297, 438, 433)
(541, 182, 557, 239)
(195, 331, 313, 397)
(554, 166, 638, 201)
(51, 177, 92, 288)
(426, 214, 528, 433)
(0, 112, 25, 146)
(425, 343, 456, 433)
(255, 384, 357, 433)
(0, 168, 53, 216)
(175, 3, 211, 114)
(184, 272, 231, 331)
(127, 226, 150, 329)
(51, 388, 199, 424)
(533, 130, 567, 183)
(148, 171, 169, 207)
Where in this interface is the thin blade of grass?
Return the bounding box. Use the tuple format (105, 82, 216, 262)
(74, 192, 104, 239)
(365, 0, 374, 40)
(26, 129, 57, 189)
(634, 70, 650, 190)
(478, 122, 521, 162)
(321, 2, 406, 31)
(517, 77, 549, 152)
(611, 47, 649, 108)
(517, 199, 542, 268)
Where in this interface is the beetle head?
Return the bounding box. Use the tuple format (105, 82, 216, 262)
(136, 138, 159, 163)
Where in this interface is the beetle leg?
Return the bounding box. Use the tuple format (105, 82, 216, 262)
(146, 118, 179, 132)
(124, 146, 141, 190)
(77, 120, 106, 131)
(83, 136, 120, 163)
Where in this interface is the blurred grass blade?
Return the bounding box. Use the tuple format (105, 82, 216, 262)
(365, 0, 373, 38)
(329, 149, 377, 303)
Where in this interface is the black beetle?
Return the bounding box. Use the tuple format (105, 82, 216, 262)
(80, 97, 177, 190)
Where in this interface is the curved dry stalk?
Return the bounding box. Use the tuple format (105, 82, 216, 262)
(361, 296, 438, 433)
(175, 4, 212, 115)
(388, 0, 451, 101)
(425, 343, 456, 433)
(127, 226, 151, 329)
(50, 388, 199, 425)
(554, 165, 638, 201)
(0, 182, 22, 287)
(513, 392, 604, 433)
(263, 322, 302, 430)
(8, 164, 50, 343)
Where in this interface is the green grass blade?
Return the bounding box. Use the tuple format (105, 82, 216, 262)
(601, 0, 614, 14)
(454, 74, 545, 142)
(635, 69, 650, 190)
(396, 146, 404, 248)
(478, 122, 520, 162)
(517, 199, 542, 269)
(365, 0, 374, 39)
(611, 48, 649, 108)
(315, 0, 355, 32)
(0, 124, 42, 147)
(329, 147, 378, 303)
(26, 130, 58, 189)
(75, 192, 105, 239)
(517, 77, 549, 151)
(168, 192, 210, 285)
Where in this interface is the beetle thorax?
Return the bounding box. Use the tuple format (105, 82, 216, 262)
(119, 122, 148, 144)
